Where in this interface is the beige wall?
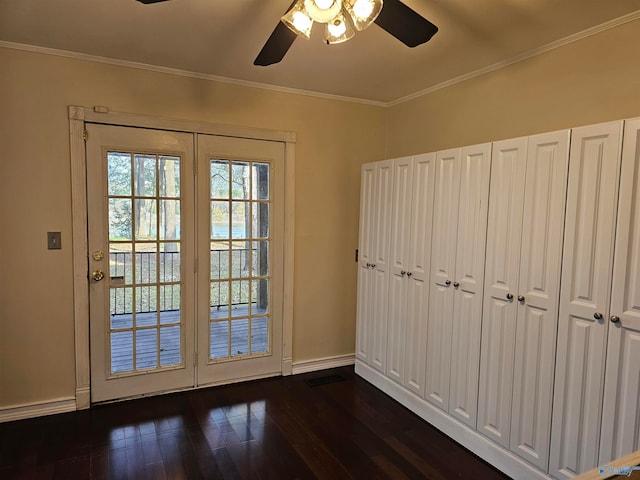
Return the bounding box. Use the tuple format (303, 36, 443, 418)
(2, 16, 640, 410)
(0, 47, 387, 407)
(386, 18, 640, 157)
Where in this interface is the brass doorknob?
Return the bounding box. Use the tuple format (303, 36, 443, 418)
(91, 270, 105, 282)
(610, 315, 620, 324)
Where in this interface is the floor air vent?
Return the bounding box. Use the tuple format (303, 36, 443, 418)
(305, 374, 346, 387)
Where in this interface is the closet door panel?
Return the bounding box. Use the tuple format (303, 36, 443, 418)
(549, 121, 622, 479)
(387, 272, 407, 383)
(425, 282, 453, 408)
(405, 275, 429, 395)
(449, 143, 491, 427)
(374, 160, 394, 270)
(370, 160, 394, 373)
(390, 157, 414, 276)
(355, 162, 377, 362)
(408, 153, 436, 280)
(510, 130, 570, 470)
(478, 137, 528, 448)
(600, 117, 640, 464)
(405, 153, 436, 396)
(430, 149, 461, 284)
(387, 157, 414, 383)
(425, 149, 461, 410)
(478, 298, 515, 448)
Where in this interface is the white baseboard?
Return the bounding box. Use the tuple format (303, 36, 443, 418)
(355, 360, 552, 480)
(292, 353, 355, 375)
(0, 397, 77, 423)
(75, 386, 90, 410)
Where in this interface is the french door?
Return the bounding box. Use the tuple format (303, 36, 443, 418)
(87, 124, 284, 403)
(196, 134, 284, 385)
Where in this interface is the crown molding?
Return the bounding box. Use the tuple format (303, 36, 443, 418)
(388, 9, 640, 107)
(1, 9, 638, 108)
(0, 40, 386, 107)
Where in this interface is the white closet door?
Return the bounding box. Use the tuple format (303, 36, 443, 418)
(600, 117, 640, 464)
(549, 121, 622, 479)
(509, 130, 570, 470)
(477, 137, 528, 448)
(371, 160, 394, 373)
(387, 157, 414, 383)
(426, 148, 461, 409)
(355, 162, 377, 363)
(405, 153, 436, 396)
(449, 143, 491, 427)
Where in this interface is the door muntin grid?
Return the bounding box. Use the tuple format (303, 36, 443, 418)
(106, 151, 184, 376)
(209, 159, 271, 361)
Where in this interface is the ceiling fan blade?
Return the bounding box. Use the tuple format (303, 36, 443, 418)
(136, 0, 171, 4)
(254, 21, 298, 66)
(374, 0, 438, 47)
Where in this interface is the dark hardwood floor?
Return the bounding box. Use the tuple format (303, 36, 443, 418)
(0, 367, 510, 479)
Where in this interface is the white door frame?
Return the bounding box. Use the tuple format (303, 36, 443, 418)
(68, 106, 296, 408)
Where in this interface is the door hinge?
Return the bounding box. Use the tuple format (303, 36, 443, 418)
(355, 249, 359, 262)
(83, 129, 88, 142)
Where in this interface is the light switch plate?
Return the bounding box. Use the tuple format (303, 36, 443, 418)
(47, 232, 62, 250)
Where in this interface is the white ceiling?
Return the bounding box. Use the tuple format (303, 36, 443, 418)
(1, 0, 639, 104)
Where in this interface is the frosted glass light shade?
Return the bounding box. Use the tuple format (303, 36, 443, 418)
(345, 0, 383, 31)
(324, 9, 356, 44)
(304, 0, 343, 23)
(281, 2, 313, 39)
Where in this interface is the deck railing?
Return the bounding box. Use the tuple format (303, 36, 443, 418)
(109, 249, 254, 315)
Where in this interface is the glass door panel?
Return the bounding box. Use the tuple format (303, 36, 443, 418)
(87, 124, 195, 403)
(197, 135, 284, 385)
(208, 160, 271, 360)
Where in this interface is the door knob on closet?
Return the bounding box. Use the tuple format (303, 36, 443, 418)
(610, 315, 621, 324)
(400, 271, 406, 276)
(445, 280, 451, 286)
(407, 272, 412, 277)
(594, 312, 603, 320)
(453, 282, 460, 288)
(506, 293, 513, 300)
(517, 295, 525, 302)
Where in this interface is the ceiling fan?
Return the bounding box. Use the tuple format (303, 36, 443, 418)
(134, 0, 438, 66)
(255, 0, 438, 66)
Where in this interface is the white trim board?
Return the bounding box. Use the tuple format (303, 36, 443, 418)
(0, 397, 77, 424)
(355, 360, 552, 480)
(388, 9, 640, 106)
(292, 354, 356, 375)
(2, 9, 639, 107)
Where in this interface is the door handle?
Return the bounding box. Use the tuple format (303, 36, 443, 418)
(453, 282, 460, 288)
(594, 312, 603, 320)
(506, 293, 513, 301)
(610, 315, 620, 324)
(445, 280, 451, 286)
(91, 270, 105, 282)
(400, 271, 406, 276)
(406, 272, 412, 277)
(517, 295, 525, 302)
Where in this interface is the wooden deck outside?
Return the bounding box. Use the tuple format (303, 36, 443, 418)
(110, 304, 268, 374)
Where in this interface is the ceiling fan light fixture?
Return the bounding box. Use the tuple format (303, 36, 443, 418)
(345, 0, 383, 31)
(281, 2, 314, 39)
(324, 9, 356, 44)
(304, 0, 343, 23)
